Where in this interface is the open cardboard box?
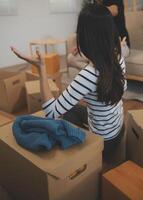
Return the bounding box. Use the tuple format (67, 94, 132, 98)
(0, 70, 39, 113)
(0, 70, 26, 113)
(126, 109, 143, 167)
(0, 111, 104, 200)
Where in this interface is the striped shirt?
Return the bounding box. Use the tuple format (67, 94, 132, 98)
(42, 58, 126, 141)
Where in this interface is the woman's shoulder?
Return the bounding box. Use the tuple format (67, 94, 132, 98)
(80, 63, 99, 77)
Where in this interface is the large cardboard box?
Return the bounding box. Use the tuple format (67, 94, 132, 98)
(30, 71, 62, 92)
(0, 121, 103, 200)
(0, 70, 38, 113)
(102, 161, 143, 200)
(25, 79, 59, 113)
(0, 70, 26, 113)
(126, 110, 143, 167)
(0, 111, 14, 127)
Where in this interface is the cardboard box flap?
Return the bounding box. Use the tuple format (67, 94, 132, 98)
(128, 110, 143, 130)
(0, 70, 18, 80)
(0, 123, 104, 179)
(25, 71, 39, 81)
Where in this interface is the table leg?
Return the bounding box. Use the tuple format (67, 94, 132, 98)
(44, 44, 48, 54)
(29, 44, 33, 56)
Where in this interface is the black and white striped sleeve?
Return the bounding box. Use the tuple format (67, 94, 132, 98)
(42, 65, 98, 118)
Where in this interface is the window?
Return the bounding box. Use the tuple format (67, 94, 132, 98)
(0, 0, 17, 16)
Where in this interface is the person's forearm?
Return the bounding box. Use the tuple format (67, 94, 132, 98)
(39, 65, 54, 104)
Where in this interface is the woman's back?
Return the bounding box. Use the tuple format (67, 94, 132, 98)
(42, 57, 126, 140)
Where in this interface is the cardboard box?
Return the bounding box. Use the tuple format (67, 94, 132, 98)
(102, 161, 143, 200)
(29, 71, 62, 92)
(0, 70, 39, 113)
(0, 111, 14, 127)
(126, 110, 143, 167)
(0, 122, 103, 200)
(32, 53, 60, 76)
(25, 79, 59, 114)
(0, 70, 26, 113)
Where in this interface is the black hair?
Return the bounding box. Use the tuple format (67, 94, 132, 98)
(77, 2, 125, 105)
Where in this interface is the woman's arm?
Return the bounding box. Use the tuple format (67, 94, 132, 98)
(11, 47, 97, 119)
(39, 64, 54, 103)
(11, 47, 54, 104)
(42, 65, 97, 118)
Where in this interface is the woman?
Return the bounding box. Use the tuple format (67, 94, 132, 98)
(11, 2, 126, 159)
(103, 0, 130, 46)
(68, 0, 129, 71)
(103, 0, 130, 58)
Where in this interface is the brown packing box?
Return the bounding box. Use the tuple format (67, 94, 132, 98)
(0, 117, 104, 200)
(0, 70, 39, 113)
(0, 70, 26, 113)
(0, 111, 14, 127)
(30, 71, 62, 92)
(102, 161, 143, 200)
(126, 109, 143, 167)
(25, 79, 59, 113)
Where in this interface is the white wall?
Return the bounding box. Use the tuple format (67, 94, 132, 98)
(0, 0, 79, 67)
(126, 11, 143, 50)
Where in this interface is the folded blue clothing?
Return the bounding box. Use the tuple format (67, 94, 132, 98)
(12, 115, 86, 151)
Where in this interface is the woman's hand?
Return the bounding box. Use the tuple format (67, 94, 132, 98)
(120, 37, 130, 58)
(11, 47, 44, 68)
(107, 5, 118, 16)
(71, 47, 78, 56)
(121, 37, 127, 47)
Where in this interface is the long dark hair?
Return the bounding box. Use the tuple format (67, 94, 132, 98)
(76, 2, 125, 105)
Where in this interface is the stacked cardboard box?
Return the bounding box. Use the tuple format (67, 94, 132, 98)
(0, 111, 104, 200)
(25, 79, 59, 113)
(0, 70, 26, 113)
(0, 70, 39, 113)
(126, 109, 143, 167)
(30, 71, 62, 92)
(102, 161, 143, 200)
